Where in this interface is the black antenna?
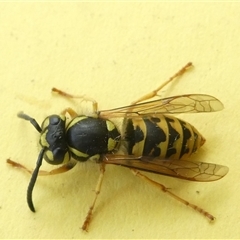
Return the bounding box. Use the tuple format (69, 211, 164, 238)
(17, 112, 42, 133)
(27, 148, 45, 212)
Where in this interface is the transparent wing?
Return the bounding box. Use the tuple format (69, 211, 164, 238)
(103, 155, 229, 182)
(99, 94, 224, 118)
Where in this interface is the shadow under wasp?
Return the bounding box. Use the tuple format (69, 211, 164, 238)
(7, 62, 228, 231)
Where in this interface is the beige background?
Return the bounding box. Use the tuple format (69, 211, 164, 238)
(1, 2, 240, 239)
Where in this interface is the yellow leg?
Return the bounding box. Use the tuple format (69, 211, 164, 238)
(60, 107, 78, 118)
(131, 168, 215, 221)
(131, 62, 193, 105)
(52, 87, 98, 114)
(6, 159, 77, 175)
(81, 162, 106, 231)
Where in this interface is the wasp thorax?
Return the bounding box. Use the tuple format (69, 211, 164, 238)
(66, 116, 121, 161)
(39, 115, 71, 165)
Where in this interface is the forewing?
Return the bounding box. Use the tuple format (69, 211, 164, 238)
(99, 94, 224, 118)
(103, 155, 229, 182)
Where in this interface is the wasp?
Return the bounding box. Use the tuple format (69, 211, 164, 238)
(7, 62, 228, 231)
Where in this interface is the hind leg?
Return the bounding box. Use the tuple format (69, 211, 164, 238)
(131, 168, 215, 221)
(131, 62, 193, 105)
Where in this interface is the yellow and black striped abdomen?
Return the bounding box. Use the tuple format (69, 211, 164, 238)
(124, 115, 205, 160)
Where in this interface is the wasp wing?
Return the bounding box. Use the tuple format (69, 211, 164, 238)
(103, 155, 228, 182)
(99, 94, 223, 118)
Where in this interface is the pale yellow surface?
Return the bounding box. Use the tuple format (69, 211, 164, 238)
(1, 2, 239, 239)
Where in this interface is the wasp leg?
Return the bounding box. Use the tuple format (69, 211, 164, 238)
(82, 162, 106, 231)
(6, 159, 77, 176)
(52, 87, 98, 114)
(60, 107, 78, 118)
(131, 168, 215, 222)
(131, 62, 193, 105)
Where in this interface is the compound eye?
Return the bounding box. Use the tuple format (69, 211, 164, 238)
(50, 116, 61, 125)
(44, 147, 71, 165)
(41, 115, 66, 130)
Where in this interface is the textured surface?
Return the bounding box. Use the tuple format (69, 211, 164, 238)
(1, 2, 239, 238)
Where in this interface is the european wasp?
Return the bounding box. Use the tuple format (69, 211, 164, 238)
(7, 62, 228, 231)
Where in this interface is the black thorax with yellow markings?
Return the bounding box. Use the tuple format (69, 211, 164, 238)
(40, 115, 121, 164)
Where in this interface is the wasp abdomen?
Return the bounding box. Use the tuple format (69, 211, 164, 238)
(66, 116, 121, 161)
(124, 115, 205, 160)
